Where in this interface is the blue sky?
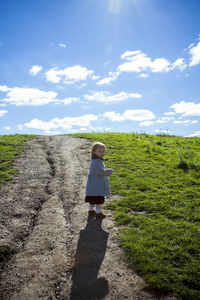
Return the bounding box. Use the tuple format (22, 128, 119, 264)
(0, 0, 200, 136)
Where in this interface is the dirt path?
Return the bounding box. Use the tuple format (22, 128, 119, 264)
(0, 136, 175, 300)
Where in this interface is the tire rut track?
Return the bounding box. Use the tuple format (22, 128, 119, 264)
(0, 136, 75, 299)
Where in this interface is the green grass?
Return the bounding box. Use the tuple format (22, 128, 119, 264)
(75, 132, 200, 299)
(0, 134, 36, 185)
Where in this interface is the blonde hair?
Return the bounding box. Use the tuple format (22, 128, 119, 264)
(91, 142, 106, 155)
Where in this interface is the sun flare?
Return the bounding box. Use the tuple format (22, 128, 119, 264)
(108, 0, 122, 14)
(107, 0, 138, 15)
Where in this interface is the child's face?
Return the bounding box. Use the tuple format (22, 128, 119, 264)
(93, 146, 106, 158)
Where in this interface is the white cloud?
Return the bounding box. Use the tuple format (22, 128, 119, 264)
(103, 109, 155, 122)
(29, 65, 43, 76)
(77, 82, 87, 89)
(4, 126, 11, 130)
(59, 43, 66, 48)
(156, 117, 174, 123)
(0, 86, 79, 106)
(120, 50, 141, 60)
(118, 51, 152, 73)
(45, 65, 94, 84)
(97, 77, 115, 85)
(45, 69, 60, 83)
(99, 37, 199, 84)
(123, 109, 155, 121)
(17, 125, 23, 131)
(171, 58, 187, 71)
(188, 43, 195, 50)
(25, 119, 58, 130)
(173, 119, 198, 125)
(0, 85, 10, 92)
(24, 110, 156, 132)
(71, 129, 84, 133)
(0, 110, 8, 117)
(114, 43, 199, 79)
(24, 114, 99, 131)
(1, 87, 57, 106)
(170, 101, 200, 116)
(173, 120, 190, 124)
(84, 91, 142, 103)
(164, 112, 176, 116)
(151, 58, 170, 73)
(52, 114, 98, 129)
(91, 75, 100, 80)
(189, 41, 200, 66)
(97, 71, 120, 85)
(103, 111, 124, 121)
(79, 127, 87, 131)
(59, 97, 79, 105)
(138, 73, 149, 78)
(188, 130, 200, 137)
(118, 50, 172, 74)
(139, 121, 154, 126)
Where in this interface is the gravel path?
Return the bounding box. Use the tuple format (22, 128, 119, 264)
(0, 135, 176, 300)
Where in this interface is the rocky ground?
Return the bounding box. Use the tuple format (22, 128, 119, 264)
(0, 135, 178, 300)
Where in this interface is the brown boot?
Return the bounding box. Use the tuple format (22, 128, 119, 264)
(95, 212, 106, 219)
(88, 210, 96, 216)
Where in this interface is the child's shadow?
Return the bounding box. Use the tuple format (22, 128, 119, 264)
(70, 216, 109, 300)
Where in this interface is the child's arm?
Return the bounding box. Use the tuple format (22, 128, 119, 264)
(93, 160, 112, 177)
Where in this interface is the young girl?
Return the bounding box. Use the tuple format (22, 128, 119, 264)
(85, 142, 113, 219)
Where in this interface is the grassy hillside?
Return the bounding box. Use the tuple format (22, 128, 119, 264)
(0, 134, 36, 185)
(75, 133, 200, 300)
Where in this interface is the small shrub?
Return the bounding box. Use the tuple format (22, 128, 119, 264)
(177, 153, 189, 171)
(178, 160, 189, 171)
